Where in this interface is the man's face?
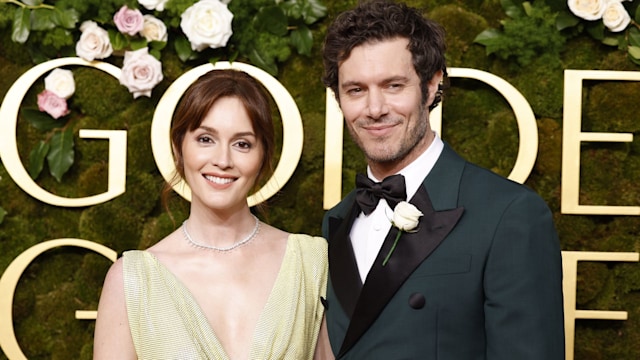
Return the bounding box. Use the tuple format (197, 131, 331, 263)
(337, 37, 441, 177)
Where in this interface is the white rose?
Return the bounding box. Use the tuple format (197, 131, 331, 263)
(75, 21, 113, 61)
(568, 0, 607, 21)
(392, 201, 423, 231)
(119, 48, 163, 98)
(180, 0, 234, 52)
(44, 68, 75, 99)
(602, 1, 631, 32)
(141, 15, 168, 42)
(138, 0, 169, 11)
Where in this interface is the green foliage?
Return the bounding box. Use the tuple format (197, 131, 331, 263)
(3, 0, 640, 359)
(474, 0, 566, 66)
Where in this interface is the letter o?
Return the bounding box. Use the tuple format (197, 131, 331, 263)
(150, 62, 304, 206)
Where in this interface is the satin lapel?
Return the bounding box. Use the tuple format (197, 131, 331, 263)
(328, 202, 363, 318)
(337, 185, 464, 357)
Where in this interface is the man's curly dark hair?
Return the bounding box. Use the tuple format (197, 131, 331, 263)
(322, 0, 447, 110)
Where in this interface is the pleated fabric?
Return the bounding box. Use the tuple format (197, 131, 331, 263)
(123, 234, 328, 360)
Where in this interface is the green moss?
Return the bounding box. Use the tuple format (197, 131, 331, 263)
(72, 67, 131, 119)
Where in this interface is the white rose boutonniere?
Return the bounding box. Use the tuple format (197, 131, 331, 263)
(383, 201, 423, 266)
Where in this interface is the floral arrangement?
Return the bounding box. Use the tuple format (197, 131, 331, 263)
(382, 201, 423, 267)
(474, 0, 640, 66)
(0, 0, 326, 182)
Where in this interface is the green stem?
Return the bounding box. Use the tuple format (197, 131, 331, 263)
(1, 0, 55, 10)
(382, 230, 402, 266)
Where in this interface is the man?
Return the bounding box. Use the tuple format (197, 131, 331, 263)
(320, 1, 565, 359)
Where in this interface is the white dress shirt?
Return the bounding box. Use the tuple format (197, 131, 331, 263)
(350, 133, 444, 282)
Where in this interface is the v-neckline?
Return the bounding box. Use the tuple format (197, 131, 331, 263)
(144, 235, 292, 360)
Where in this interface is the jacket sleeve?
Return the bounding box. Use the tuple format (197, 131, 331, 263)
(483, 191, 565, 359)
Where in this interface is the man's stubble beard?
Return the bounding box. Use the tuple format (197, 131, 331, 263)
(349, 104, 429, 166)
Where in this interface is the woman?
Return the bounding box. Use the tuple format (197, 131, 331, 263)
(93, 69, 331, 359)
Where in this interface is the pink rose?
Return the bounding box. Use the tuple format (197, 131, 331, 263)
(119, 47, 163, 98)
(37, 90, 70, 119)
(113, 6, 144, 36)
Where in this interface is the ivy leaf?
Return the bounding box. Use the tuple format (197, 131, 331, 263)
(248, 48, 278, 76)
(629, 27, 640, 47)
(586, 21, 605, 40)
(23, 0, 44, 5)
(256, 6, 288, 36)
(0, 206, 7, 224)
(21, 108, 62, 131)
(52, 8, 79, 29)
(501, 0, 524, 19)
(602, 36, 619, 47)
(473, 28, 503, 54)
(628, 45, 640, 60)
(300, 0, 327, 24)
(636, 5, 640, 24)
(12, 7, 30, 44)
(290, 24, 312, 56)
(109, 29, 128, 51)
(47, 128, 74, 182)
(130, 38, 148, 51)
(30, 8, 56, 31)
(28, 140, 50, 179)
(174, 35, 196, 62)
(556, 10, 580, 31)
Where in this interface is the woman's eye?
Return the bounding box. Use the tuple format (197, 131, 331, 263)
(235, 141, 252, 149)
(198, 135, 213, 143)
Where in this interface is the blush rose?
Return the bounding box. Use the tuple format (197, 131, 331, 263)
(119, 47, 163, 98)
(113, 5, 144, 36)
(37, 90, 70, 119)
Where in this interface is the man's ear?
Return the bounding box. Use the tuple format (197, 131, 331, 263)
(427, 69, 444, 111)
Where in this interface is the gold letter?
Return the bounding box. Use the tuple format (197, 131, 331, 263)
(0, 239, 117, 360)
(150, 62, 303, 207)
(561, 251, 639, 360)
(323, 68, 539, 209)
(0, 58, 127, 207)
(561, 70, 640, 215)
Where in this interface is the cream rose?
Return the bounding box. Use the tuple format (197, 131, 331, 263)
(602, 1, 631, 32)
(141, 15, 168, 42)
(75, 21, 113, 61)
(138, 0, 169, 11)
(119, 47, 163, 98)
(44, 68, 75, 100)
(568, 0, 607, 21)
(180, 0, 234, 52)
(37, 90, 70, 119)
(392, 201, 423, 231)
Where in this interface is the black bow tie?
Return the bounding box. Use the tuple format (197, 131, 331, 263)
(355, 173, 406, 215)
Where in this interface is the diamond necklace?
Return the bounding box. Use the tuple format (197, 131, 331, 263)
(182, 215, 260, 252)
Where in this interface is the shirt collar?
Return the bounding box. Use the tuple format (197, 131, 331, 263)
(367, 132, 444, 200)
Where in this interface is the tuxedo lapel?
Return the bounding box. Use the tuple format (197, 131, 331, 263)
(337, 185, 464, 357)
(328, 199, 363, 318)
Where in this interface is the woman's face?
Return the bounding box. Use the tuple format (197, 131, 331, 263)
(181, 96, 263, 213)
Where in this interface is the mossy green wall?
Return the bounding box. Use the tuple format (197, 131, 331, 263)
(1, 0, 640, 359)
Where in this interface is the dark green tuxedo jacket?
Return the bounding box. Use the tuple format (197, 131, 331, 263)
(321, 143, 565, 359)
